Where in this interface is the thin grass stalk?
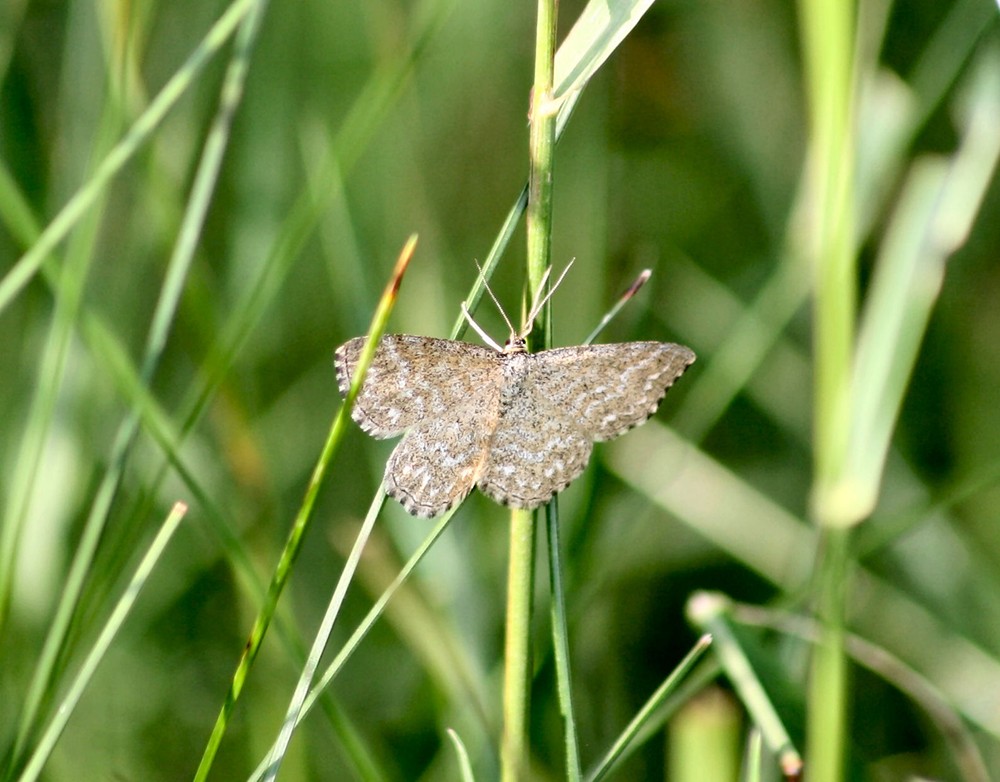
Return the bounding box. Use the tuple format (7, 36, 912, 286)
(261, 491, 386, 781)
(246, 504, 458, 782)
(449, 184, 529, 340)
(545, 502, 582, 781)
(743, 730, 765, 782)
(546, 273, 654, 780)
(453, 0, 658, 341)
(501, 2, 558, 779)
(799, 0, 857, 522)
(501, 507, 538, 782)
(809, 526, 851, 780)
(193, 236, 415, 781)
(18, 503, 188, 782)
(687, 593, 802, 776)
(584, 636, 713, 782)
(731, 601, 993, 782)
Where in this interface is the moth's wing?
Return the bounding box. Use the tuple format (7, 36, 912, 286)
(477, 378, 594, 510)
(335, 335, 501, 438)
(384, 396, 498, 517)
(477, 342, 693, 510)
(530, 342, 695, 441)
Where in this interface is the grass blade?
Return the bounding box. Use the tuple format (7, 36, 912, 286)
(193, 237, 415, 781)
(248, 505, 459, 782)
(447, 729, 478, 782)
(19, 502, 188, 782)
(847, 50, 1000, 517)
(585, 635, 713, 782)
(545, 502, 582, 781)
(687, 593, 802, 778)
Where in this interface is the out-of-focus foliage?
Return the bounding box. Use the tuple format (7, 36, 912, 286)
(0, 0, 998, 779)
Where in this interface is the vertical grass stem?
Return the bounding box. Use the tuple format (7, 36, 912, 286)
(501, 1, 558, 780)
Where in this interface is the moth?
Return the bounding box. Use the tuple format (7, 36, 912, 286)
(335, 267, 695, 517)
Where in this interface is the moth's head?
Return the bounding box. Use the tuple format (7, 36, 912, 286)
(467, 259, 574, 356)
(503, 335, 528, 355)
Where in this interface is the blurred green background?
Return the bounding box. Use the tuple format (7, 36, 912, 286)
(1, 0, 999, 779)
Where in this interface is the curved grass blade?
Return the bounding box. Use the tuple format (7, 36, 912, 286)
(552, 0, 657, 134)
(447, 729, 478, 782)
(247, 504, 458, 782)
(585, 635, 713, 782)
(846, 50, 1000, 520)
(687, 593, 802, 780)
(732, 601, 992, 782)
(193, 236, 416, 781)
(18, 503, 188, 782)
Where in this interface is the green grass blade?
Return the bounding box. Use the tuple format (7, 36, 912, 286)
(174, 0, 448, 459)
(18, 503, 188, 782)
(584, 635, 713, 782)
(0, 157, 39, 244)
(583, 269, 651, 345)
(451, 0, 660, 340)
(247, 506, 459, 782)
(671, 252, 810, 443)
(741, 729, 764, 782)
(260, 493, 385, 781)
(545, 502, 582, 781)
(448, 184, 529, 340)
(9, 2, 266, 771)
(447, 729, 478, 782)
(606, 423, 816, 589)
(847, 50, 1000, 516)
(0, 163, 275, 650)
(552, 0, 656, 134)
(0, 27, 137, 636)
(687, 593, 802, 778)
(553, 0, 656, 97)
(732, 602, 993, 782)
(907, 0, 997, 131)
(0, 156, 103, 634)
(193, 237, 414, 781)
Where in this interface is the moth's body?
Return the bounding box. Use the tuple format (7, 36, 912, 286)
(335, 334, 695, 517)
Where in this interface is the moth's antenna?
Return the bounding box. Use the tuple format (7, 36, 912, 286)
(473, 260, 518, 339)
(461, 303, 504, 352)
(522, 259, 575, 337)
(519, 265, 551, 334)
